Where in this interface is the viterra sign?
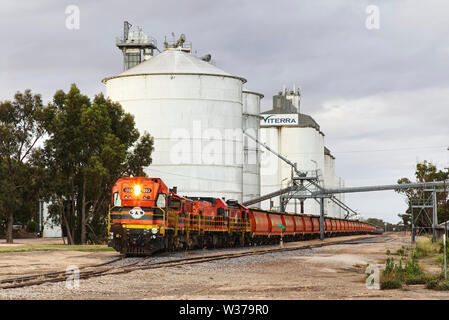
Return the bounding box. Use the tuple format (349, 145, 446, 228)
(260, 114, 298, 126)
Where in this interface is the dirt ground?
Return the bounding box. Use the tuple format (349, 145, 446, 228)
(1, 232, 448, 299)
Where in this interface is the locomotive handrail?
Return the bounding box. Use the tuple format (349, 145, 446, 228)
(156, 207, 166, 234)
(107, 205, 120, 235)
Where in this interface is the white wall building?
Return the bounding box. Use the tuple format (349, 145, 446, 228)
(39, 201, 62, 238)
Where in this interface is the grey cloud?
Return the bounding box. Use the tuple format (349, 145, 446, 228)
(1, 0, 448, 223)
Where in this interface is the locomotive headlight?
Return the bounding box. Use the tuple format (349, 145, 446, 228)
(134, 185, 141, 196)
(151, 227, 158, 234)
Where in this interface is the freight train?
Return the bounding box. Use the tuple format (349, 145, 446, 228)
(108, 177, 377, 256)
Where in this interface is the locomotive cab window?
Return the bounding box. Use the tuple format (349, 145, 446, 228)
(113, 192, 121, 207)
(156, 193, 167, 208)
(169, 198, 181, 211)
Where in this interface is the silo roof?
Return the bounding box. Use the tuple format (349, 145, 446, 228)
(324, 146, 335, 159)
(103, 49, 247, 83)
(243, 88, 264, 98)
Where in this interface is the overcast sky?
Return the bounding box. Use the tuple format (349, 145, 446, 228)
(1, 0, 448, 223)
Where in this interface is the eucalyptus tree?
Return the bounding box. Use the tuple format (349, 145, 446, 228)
(0, 90, 47, 243)
(41, 84, 154, 244)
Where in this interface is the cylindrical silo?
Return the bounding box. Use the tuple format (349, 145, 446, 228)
(260, 127, 281, 210)
(103, 48, 246, 201)
(280, 126, 324, 214)
(242, 90, 263, 204)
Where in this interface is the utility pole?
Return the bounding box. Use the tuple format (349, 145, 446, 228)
(444, 232, 447, 281)
(320, 197, 325, 240)
(433, 189, 438, 242)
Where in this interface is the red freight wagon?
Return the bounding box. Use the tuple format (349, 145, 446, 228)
(336, 220, 343, 233)
(303, 216, 314, 233)
(250, 210, 270, 235)
(293, 216, 305, 234)
(331, 219, 337, 232)
(343, 220, 349, 232)
(324, 218, 331, 233)
(269, 214, 284, 236)
(311, 217, 320, 233)
(281, 215, 295, 236)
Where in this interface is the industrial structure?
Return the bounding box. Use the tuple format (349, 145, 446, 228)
(259, 86, 345, 218)
(99, 21, 449, 244)
(103, 22, 349, 219)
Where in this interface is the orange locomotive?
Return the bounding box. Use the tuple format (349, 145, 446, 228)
(108, 177, 378, 256)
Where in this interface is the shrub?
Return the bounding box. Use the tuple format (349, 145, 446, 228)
(413, 239, 439, 259)
(381, 279, 402, 290)
(26, 220, 39, 233)
(426, 280, 449, 291)
(405, 274, 433, 285)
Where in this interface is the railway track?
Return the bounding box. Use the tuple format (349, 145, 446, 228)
(0, 235, 383, 290)
(0, 256, 148, 288)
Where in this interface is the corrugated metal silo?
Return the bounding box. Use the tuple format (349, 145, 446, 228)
(103, 48, 246, 201)
(242, 90, 263, 204)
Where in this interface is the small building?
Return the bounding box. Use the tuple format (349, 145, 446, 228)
(38, 201, 62, 238)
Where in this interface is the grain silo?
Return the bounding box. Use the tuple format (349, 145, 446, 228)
(324, 147, 336, 217)
(103, 35, 247, 201)
(242, 89, 263, 204)
(260, 86, 326, 215)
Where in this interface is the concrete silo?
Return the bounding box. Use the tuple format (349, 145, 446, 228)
(103, 46, 247, 201)
(242, 90, 263, 204)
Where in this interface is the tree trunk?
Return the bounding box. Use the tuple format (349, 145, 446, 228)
(81, 175, 87, 244)
(62, 202, 74, 245)
(6, 212, 14, 244)
(70, 178, 77, 244)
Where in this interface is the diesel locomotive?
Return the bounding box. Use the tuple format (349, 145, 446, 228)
(108, 176, 377, 256)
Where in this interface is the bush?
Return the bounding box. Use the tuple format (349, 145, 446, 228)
(405, 274, 433, 285)
(426, 280, 449, 291)
(26, 220, 39, 233)
(413, 239, 440, 259)
(381, 279, 402, 290)
(381, 256, 425, 288)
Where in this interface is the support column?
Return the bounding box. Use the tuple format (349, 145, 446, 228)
(411, 208, 415, 243)
(433, 190, 437, 242)
(320, 197, 325, 241)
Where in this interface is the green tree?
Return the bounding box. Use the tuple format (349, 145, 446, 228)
(396, 161, 449, 231)
(365, 218, 385, 229)
(0, 90, 47, 243)
(397, 213, 411, 229)
(38, 84, 153, 244)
